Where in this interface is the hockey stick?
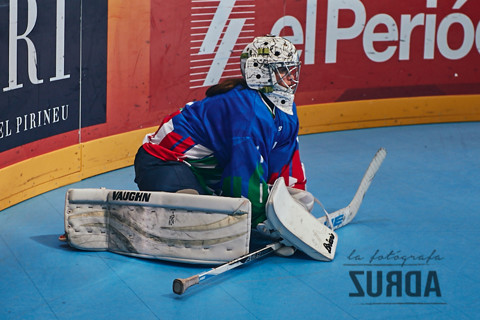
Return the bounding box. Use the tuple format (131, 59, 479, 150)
(317, 147, 387, 230)
(172, 148, 386, 295)
(173, 242, 282, 295)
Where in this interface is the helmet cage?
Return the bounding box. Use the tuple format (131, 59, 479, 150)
(243, 58, 301, 115)
(270, 61, 301, 94)
(242, 59, 301, 94)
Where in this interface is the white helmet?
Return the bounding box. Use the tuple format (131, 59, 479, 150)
(240, 35, 301, 115)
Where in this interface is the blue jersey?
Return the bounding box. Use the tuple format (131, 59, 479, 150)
(142, 85, 306, 225)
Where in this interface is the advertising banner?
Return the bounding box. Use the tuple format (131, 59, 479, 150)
(0, 0, 107, 153)
(154, 0, 480, 109)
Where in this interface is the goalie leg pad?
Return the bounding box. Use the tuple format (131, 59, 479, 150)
(266, 178, 338, 261)
(64, 188, 110, 250)
(64, 189, 251, 264)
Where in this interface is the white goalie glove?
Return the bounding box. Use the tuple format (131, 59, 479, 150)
(286, 187, 315, 212)
(256, 187, 314, 237)
(268, 178, 338, 261)
(256, 186, 315, 237)
(256, 185, 323, 257)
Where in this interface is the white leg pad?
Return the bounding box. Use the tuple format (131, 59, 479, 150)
(64, 188, 110, 250)
(64, 189, 251, 264)
(266, 178, 338, 261)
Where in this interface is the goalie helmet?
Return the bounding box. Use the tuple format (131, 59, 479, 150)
(240, 35, 301, 115)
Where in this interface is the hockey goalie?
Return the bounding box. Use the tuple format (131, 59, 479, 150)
(60, 34, 386, 265)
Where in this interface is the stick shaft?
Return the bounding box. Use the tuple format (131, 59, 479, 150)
(172, 242, 282, 295)
(318, 148, 386, 229)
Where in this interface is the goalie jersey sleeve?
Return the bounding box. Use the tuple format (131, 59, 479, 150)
(141, 85, 306, 226)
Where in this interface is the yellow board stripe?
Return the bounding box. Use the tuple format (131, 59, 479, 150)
(0, 127, 155, 212)
(0, 145, 82, 211)
(298, 94, 480, 134)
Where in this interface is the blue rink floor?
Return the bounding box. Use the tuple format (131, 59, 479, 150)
(1, 122, 479, 320)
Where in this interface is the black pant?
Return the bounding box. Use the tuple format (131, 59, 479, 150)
(133, 146, 207, 194)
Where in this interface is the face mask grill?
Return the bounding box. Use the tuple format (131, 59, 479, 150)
(270, 62, 301, 94)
